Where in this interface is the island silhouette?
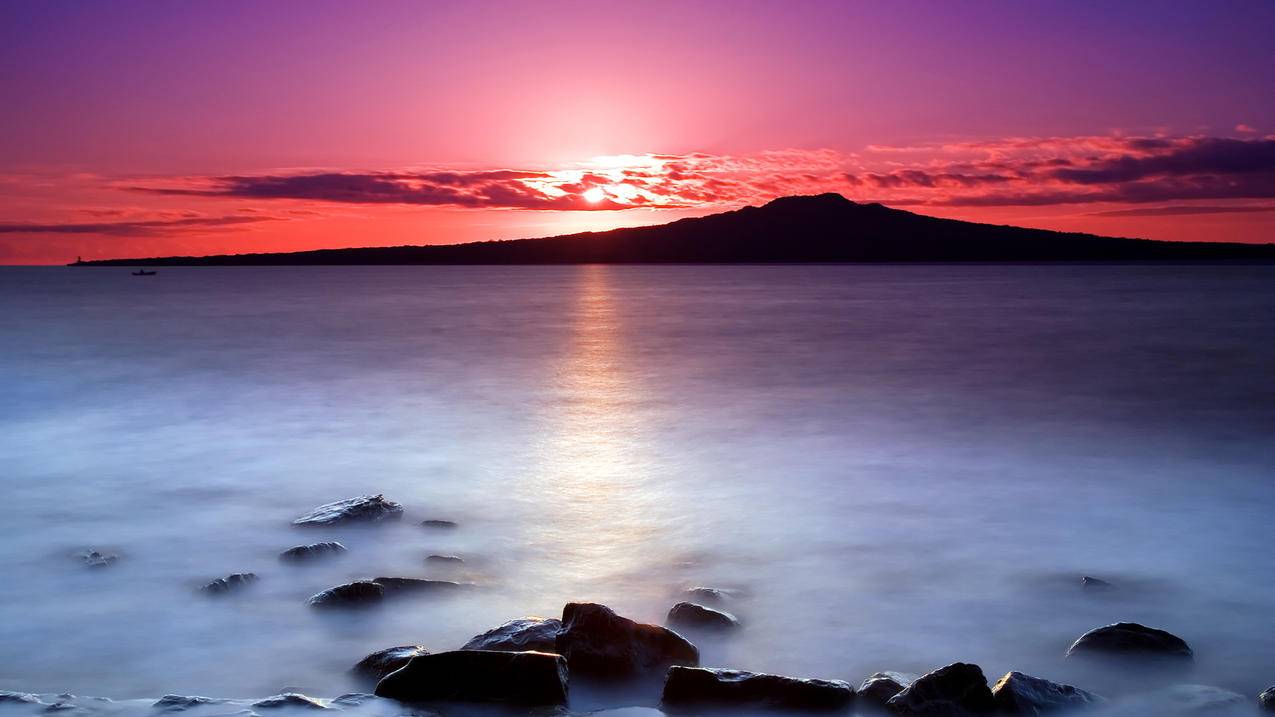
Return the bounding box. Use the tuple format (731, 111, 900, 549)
(73, 193, 1275, 265)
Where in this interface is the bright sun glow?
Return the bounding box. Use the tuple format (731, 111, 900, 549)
(583, 187, 606, 203)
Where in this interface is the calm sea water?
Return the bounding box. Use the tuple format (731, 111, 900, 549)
(1, 265, 1273, 711)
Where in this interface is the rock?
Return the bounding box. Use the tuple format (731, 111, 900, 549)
(78, 550, 118, 567)
(352, 645, 430, 681)
(253, 693, 328, 710)
(683, 587, 734, 605)
(661, 666, 853, 710)
(201, 573, 257, 594)
(1261, 687, 1275, 712)
(308, 581, 384, 608)
(153, 695, 230, 711)
(421, 520, 457, 529)
(991, 671, 1103, 714)
(1080, 576, 1113, 590)
(0, 692, 41, 704)
(292, 495, 403, 526)
(371, 577, 464, 593)
(886, 662, 996, 716)
(426, 554, 463, 564)
(279, 542, 347, 562)
(1065, 622, 1193, 661)
(666, 602, 740, 630)
(858, 672, 918, 709)
(555, 602, 698, 677)
(374, 650, 568, 705)
(1118, 685, 1247, 714)
(462, 618, 563, 652)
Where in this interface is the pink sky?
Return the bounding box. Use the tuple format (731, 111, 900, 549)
(2, 1, 1273, 264)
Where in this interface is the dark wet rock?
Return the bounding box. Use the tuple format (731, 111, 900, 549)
(858, 672, 918, 709)
(421, 520, 457, 529)
(154, 695, 230, 711)
(886, 662, 996, 716)
(661, 666, 853, 710)
(292, 495, 403, 526)
(425, 554, 463, 565)
(352, 645, 430, 681)
(308, 581, 384, 608)
(44, 702, 76, 712)
(555, 602, 698, 677)
(201, 573, 257, 594)
(683, 587, 734, 605)
(371, 577, 464, 594)
(991, 671, 1104, 714)
(253, 693, 327, 710)
(279, 542, 347, 562)
(1065, 622, 1193, 661)
(1261, 687, 1275, 712)
(78, 550, 118, 567)
(374, 649, 568, 705)
(1119, 685, 1247, 714)
(1080, 576, 1113, 590)
(666, 602, 740, 631)
(0, 692, 41, 704)
(462, 618, 563, 652)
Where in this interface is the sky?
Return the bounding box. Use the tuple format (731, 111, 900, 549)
(1, 0, 1273, 264)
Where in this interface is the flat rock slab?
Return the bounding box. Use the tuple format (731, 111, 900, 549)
(462, 618, 562, 652)
(293, 495, 403, 526)
(662, 666, 853, 711)
(886, 662, 996, 716)
(858, 672, 918, 708)
(1115, 685, 1248, 715)
(666, 602, 740, 631)
(352, 645, 430, 681)
(374, 650, 568, 705)
(421, 520, 457, 529)
(280, 542, 347, 562)
(555, 602, 699, 678)
(371, 577, 464, 594)
(153, 695, 231, 711)
(308, 581, 384, 608)
(425, 554, 463, 565)
(991, 671, 1103, 714)
(201, 573, 257, 594)
(1065, 622, 1193, 661)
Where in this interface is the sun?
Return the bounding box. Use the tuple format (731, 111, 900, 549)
(583, 187, 606, 203)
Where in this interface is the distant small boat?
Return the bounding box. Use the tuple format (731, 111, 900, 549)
(132, 270, 156, 276)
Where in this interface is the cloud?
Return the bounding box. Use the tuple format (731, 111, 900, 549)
(0, 215, 280, 236)
(1088, 204, 1275, 217)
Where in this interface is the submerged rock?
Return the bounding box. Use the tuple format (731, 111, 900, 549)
(1117, 685, 1247, 714)
(374, 650, 568, 705)
(555, 602, 698, 678)
(421, 520, 457, 529)
(666, 602, 740, 631)
(1065, 622, 1193, 661)
(858, 672, 918, 709)
(0, 692, 41, 704)
(991, 671, 1103, 714)
(371, 576, 464, 593)
(78, 550, 118, 567)
(153, 695, 230, 711)
(462, 618, 563, 652)
(308, 581, 384, 608)
(1261, 687, 1275, 712)
(425, 554, 463, 565)
(201, 573, 257, 594)
(292, 495, 403, 526)
(279, 542, 347, 562)
(352, 645, 430, 681)
(683, 587, 734, 605)
(661, 666, 853, 710)
(253, 693, 328, 710)
(1080, 576, 1113, 590)
(886, 662, 996, 716)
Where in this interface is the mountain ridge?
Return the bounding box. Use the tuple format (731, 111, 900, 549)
(72, 193, 1275, 265)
